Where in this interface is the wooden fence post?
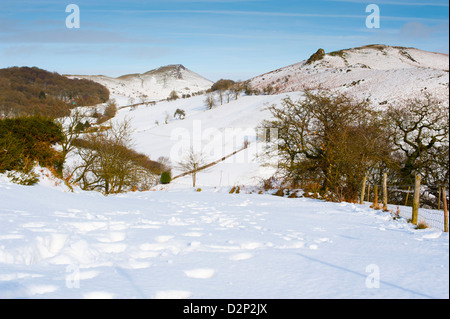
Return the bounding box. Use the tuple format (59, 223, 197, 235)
(383, 173, 388, 212)
(373, 185, 380, 210)
(360, 176, 367, 205)
(412, 174, 421, 225)
(405, 186, 410, 206)
(443, 187, 448, 233)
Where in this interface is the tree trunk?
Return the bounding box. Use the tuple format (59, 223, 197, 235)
(360, 176, 367, 205)
(373, 185, 380, 210)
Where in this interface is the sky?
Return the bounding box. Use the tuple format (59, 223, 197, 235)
(0, 0, 448, 81)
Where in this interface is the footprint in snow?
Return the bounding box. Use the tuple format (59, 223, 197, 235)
(83, 291, 114, 299)
(184, 268, 215, 279)
(155, 235, 174, 243)
(240, 242, 263, 250)
(314, 237, 331, 244)
(230, 253, 254, 261)
(96, 232, 126, 243)
(154, 290, 192, 299)
(182, 232, 203, 237)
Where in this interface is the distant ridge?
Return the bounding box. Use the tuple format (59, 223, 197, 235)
(67, 64, 213, 101)
(246, 44, 449, 105)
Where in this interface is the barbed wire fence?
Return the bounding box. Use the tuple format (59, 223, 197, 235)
(363, 177, 449, 232)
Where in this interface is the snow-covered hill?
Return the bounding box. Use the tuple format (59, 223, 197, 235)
(247, 45, 449, 105)
(67, 64, 214, 101)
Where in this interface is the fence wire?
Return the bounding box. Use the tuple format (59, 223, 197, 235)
(364, 184, 449, 232)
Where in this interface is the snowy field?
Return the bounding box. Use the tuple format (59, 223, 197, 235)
(0, 175, 448, 299)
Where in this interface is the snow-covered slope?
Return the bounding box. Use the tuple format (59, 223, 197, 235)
(0, 175, 448, 299)
(67, 64, 214, 101)
(106, 92, 299, 187)
(247, 45, 449, 105)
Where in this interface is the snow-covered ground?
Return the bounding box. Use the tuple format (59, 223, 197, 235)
(0, 173, 448, 299)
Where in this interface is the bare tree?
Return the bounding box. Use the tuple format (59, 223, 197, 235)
(386, 93, 449, 185)
(260, 89, 390, 201)
(178, 148, 206, 188)
(69, 120, 159, 194)
(56, 108, 88, 166)
(231, 83, 243, 100)
(218, 89, 225, 105)
(226, 90, 233, 103)
(205, 93, 216, 110)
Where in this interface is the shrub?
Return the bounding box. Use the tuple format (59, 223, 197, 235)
(174, 109, 186, 120)
(168, 90, 179, 101)
(0, 116, 63, 175)
(273, 189, 285, 197)
(205, 93, 216, 110)
(415, 220, 429, 230)
(7, 170, 39, 186)
(103, 100, 117, 119)
(230, 186, 241, 194)
(160, 171, 172, 184)
(209, 79, 235, 92)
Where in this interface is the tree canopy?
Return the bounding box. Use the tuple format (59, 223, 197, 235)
(0, 66, 110, 118)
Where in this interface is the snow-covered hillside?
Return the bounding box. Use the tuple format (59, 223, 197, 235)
(105, 92, 301, 187)
(0, 174, 448, 299)
(67, 64, 214, 101)
(247, 45, 449, 106)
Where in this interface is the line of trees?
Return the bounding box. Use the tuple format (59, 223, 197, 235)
(260, 89, 449, 202)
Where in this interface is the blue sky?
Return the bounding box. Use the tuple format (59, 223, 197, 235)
(0, 0, 448, 81)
